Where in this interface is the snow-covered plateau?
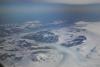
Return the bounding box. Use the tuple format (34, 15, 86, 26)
(0, 21, 100, 67)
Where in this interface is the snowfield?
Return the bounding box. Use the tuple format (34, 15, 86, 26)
(0, 21, 100, 67)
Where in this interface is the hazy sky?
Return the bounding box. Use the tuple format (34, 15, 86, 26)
(42, 0, 100, 4)
(0, 0, 100, 24)
(0, 0, 100, 4)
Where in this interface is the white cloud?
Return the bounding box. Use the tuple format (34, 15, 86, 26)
(50, 20, 64, 25)
(75, 21, 100, 35)
(85, 22, 100, 35)
(20, 21, 42, 29)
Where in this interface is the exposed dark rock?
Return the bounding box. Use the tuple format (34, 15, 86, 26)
(31, 51, 48, 54)
(14, 56, 23, 62)
(29, 46, 52, 50)
(30, 53, 38, 62)
(0, 39, 6, 44)
(22, 31, 59, 43)
(0, 25, 24, 37)
(0, 53, 15, 61)
(72, 35, 87, 45)
(0, 53, 23, 63)
(0, 63, 4, 67)
(17, 40, 32, 48)
(61, 35, 87, 47)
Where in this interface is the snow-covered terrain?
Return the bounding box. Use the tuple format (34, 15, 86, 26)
(0, 21, 100, 67)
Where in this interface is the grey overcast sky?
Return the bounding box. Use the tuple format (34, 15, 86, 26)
(0, 0, 100, 4)
(42, 0, 100, 4)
